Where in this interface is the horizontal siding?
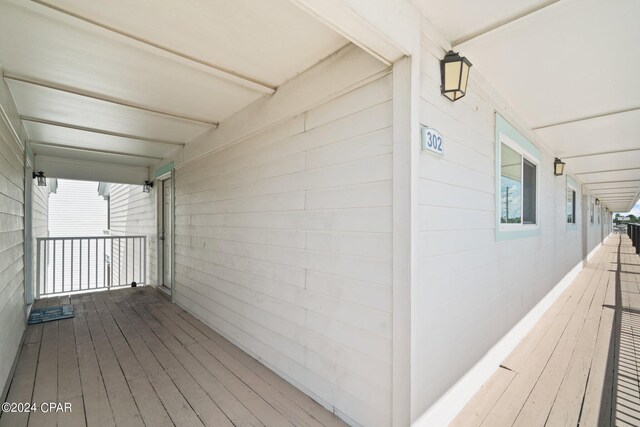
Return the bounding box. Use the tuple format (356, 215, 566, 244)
(411, 38, 610, 420)
(0, 105, 25, 396)
(174, 74, 393, 427)
(109, 183, 157, 286)
(48, 179, 107, 237)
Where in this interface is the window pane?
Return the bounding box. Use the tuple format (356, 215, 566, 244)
(522, 158, 536, 224)
(500, 143, 521, 223)
(567, 189, 576, 223)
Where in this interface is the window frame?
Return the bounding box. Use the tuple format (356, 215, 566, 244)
(498, 134, 540, 232)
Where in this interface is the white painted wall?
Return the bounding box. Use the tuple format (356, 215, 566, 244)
(411, 34, 612, 424)
(171, 73, 393, 427)
(108, 183, 157, 286)
(47, 179, 107, 237)
(0, 81, 26, 399)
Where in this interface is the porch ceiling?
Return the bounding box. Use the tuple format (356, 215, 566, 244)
(420, 0, 640, 212)
(0, 0, 349, 176)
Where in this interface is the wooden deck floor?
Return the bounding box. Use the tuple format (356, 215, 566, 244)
(452, 233, 640, 427)
(0, 286, 346, 427)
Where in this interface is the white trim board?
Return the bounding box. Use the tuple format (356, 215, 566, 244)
(412, 254, 587, 427)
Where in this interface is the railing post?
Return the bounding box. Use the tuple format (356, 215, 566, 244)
(35, 239, 41, 300)
(143, 236, 147, 285)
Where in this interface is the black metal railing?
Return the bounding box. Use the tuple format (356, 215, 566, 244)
(628, 223, 640, 255)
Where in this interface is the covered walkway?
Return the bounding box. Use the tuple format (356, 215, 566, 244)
(0, 287, 345, 427)
(452, 233, 640, 426)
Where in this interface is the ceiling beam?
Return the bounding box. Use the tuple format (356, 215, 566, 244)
(575, 166, 640, 176)
(30, 0, 276, 94)
(583, 179, 640, 185)
(586, 186, 640, 191)
(592, 192, 637, 196)
(20, 116, 185, 146)
(30, 140, 164, 160)
(453, 0, 561, 47)
(532, 106, 640, 131)
(35, 155, 149, 184)
(562, 148, 640, 159)
(4, 74, 219, 126)
(288, 0, 415, 64)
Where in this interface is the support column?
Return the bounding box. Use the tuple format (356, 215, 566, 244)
(392, 54, 420, 426)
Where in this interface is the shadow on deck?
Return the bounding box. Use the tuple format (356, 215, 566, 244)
(452, 234, 640, 426)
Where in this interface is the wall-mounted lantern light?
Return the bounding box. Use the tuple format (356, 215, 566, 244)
(142, 180, 154, 193)
(440, 50, 472, 102)
(32, 171, 46, 186)
(554, 158, 566, 176)
(595, 198, 600, 205)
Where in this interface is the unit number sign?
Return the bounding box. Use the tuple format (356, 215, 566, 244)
(421, 126, 444, 156)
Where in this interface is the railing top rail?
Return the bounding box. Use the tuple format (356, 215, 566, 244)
(36, 235, 147, 241)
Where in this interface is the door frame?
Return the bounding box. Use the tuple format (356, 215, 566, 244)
(156, 170, 175, 303)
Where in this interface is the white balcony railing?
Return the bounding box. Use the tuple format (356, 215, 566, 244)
(36, 235, 146, 297)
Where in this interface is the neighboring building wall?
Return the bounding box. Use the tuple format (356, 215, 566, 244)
(0, 88, 26, 398)
(108, 183, 157, 286)
(48, 179, 107, 237)
(173, 74, 393, 427)
(411, 35, 612, 422)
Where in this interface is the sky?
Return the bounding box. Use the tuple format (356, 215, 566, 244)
(620, 200, 640, 216)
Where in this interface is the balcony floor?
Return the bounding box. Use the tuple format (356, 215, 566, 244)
(0, 287, 346, 427)
(452, 233, 640, 427)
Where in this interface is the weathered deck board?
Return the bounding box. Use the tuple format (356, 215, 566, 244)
(0, 324, 42, 427)
(28, 321, 58, 427)
(86, 295, 173, 427)
(97, 294, 211, 427)
(56, 318, 85, 427)
(126, 298, 286, 427)
(156, 300, 344, 426)
(148, 304, 326, 427)
(1, 285, 347, 427)
(453, 234, 640, 427)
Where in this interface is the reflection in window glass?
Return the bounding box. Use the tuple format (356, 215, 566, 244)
(522, 159, 536, 224)
(500, 143, 522, 223)
(567, 188, 576, 224)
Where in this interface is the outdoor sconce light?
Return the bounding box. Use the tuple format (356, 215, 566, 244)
(595, 198, 600, 205)
(142, 180, 154, 193)
(440, 50, 473, 102)
(32, 171, 46, 186)
(554, 158, 566, 176)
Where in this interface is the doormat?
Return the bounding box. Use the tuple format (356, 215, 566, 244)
(28, 305, 75, 324)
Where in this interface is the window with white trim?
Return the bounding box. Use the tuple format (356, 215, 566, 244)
(567, 186, 576, 224)
(499, 137, 539, 227)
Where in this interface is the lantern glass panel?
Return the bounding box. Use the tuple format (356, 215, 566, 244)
(444, 60, 462, 91)
(460, 62, 470, 94)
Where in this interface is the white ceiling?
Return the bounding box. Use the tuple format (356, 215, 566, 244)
(417, 0, 556, 44)
(420, 0, 640, 212)
(0, 0, 348, 175)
